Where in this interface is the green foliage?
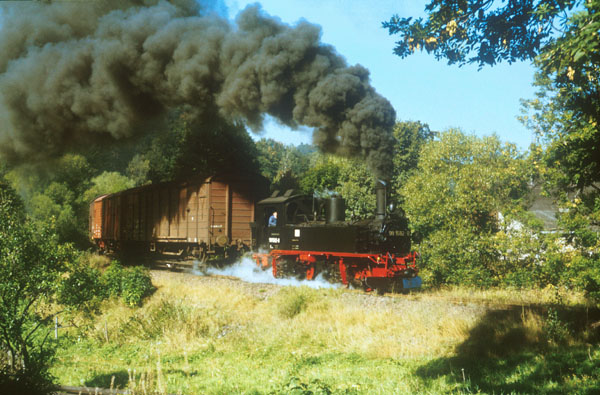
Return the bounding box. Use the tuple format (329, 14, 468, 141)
(401, 130, 533, 286)
(256, 138, 313, 192)
(338, 159, 377, 220)
(99, 261, 155, 307)
(383, 0, 580, 66)
(0, 180, 154, 391)
(82, 171, 135, 204)
(517, 1, 600, 304)
(142, 110, 261, 183)
(120, 266, 155, 307)
(0, 180, 72, 393)
(57, 262, 104, 313)
(102, 261, 125, 298)
(299, 156, 341, 195)
(5, 154, 95, 247)
(126, 154, 151, 187)
(256, 138, 287, 181)
(533, 3, 600, 183)
(543, 307, 571, 345)
(53, 154, 94, 193)
(386, 3, 600, 299)
(392, 120, 436, 187)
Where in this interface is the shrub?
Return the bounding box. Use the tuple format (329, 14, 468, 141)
(98, 261, 154, 306)
(121, 266, 155, 307)
(102, 261, 125, 298)
(57, 263, 103, 312)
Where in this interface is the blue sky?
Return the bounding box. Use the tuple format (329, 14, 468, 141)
(225, 0, 538, 150)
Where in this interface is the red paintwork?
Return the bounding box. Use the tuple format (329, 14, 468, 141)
(252, 250, 419, 285)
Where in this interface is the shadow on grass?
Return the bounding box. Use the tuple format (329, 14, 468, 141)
(417, 305, 600, 394)
(85, 370, 129, 389)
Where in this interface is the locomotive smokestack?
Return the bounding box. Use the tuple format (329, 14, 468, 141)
(375, 180, 386, 220)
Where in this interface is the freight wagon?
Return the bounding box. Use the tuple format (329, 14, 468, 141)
(89, 174, 266, 260)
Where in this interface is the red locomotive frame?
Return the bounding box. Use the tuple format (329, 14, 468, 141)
(253, 250, 419, 289)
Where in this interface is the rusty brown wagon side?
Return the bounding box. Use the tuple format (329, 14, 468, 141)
(89, 174, 266, 259)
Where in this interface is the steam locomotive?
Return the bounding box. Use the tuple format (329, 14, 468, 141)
(89, 173, 421, 293)
(251, 181, 421, 293)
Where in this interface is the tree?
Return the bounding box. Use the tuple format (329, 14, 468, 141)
(255, 139, 287, 181)
(386, 1, 599, 191)
(5, 154, 95, 247)
(520, 3, 600, 192)
(338, 159, 378, 219)
(0, 180, 156, 392)
(391, 120, 436, 205)
(299, 156, 342, 195)
(383, 0, 580, 67)
(400, 130, 533, 286)
(126, 154, 151, 187)
(143, 110, 261, 183)
(0, 180, 73, 393)
(256, 139, 314, 192)
(516, 4, 600, 300)
(82, 171, 135, 204)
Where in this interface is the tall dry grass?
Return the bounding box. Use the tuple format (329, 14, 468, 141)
(53, 270, 596, 394)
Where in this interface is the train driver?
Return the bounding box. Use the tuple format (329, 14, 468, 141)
(268, 211, 278, 227)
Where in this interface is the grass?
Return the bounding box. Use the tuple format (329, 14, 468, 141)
(49, 270, 600, 394)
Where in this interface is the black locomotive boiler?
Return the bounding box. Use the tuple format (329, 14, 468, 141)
(251, 181, 421, 293)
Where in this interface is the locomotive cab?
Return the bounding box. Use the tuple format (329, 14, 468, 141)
(251, 190, 314, 251)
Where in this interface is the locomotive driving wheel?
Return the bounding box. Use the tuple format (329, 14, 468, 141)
(320, 261, 343, 284)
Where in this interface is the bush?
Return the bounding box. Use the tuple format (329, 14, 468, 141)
(121, 266, 155, 307)
(99, 262, 155, 307)
(102, 261, 125, 298)
(57, 263, 103, 312)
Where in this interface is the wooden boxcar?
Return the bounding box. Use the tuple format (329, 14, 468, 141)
(90, 174, 266, 259)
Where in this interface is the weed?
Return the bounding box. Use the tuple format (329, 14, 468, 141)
(543, 307, 571, 345)
(275, 287, 318, 318)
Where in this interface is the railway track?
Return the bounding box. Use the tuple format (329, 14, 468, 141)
(122, 255, 595, 313)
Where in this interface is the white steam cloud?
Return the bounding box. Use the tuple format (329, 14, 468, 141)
(191, 256, 341, 289)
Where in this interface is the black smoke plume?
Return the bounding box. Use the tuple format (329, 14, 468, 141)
(0, 0, 396, 177)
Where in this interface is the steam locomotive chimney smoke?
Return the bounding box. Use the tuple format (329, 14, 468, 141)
(0, 0, 395, 177)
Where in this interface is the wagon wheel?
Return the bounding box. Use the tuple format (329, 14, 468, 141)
(197, 246, 208, 264)
(275, 257, 303, 279)
(224, 245, 240, 264)
(320, 261, 342, 284)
